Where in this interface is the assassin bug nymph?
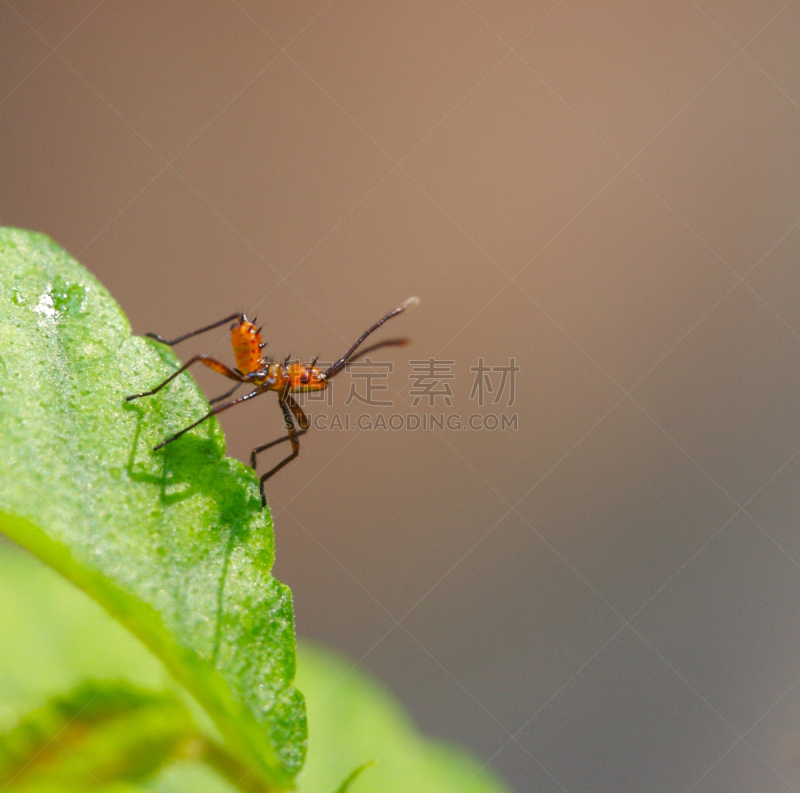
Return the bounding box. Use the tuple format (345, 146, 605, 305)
(127, 296, 420, 506)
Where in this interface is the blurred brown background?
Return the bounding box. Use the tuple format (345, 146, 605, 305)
(3, 2, 800, 791)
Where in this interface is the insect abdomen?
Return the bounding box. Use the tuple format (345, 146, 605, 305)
(231, 321, 262, 374)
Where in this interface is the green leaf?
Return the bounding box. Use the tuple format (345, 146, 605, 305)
(0, 228, 306, 790)
(294, 645, 510, 793)
(0, 681, 197, 791)
(0, 545, 513, 792)
(0, 541, 234, 793)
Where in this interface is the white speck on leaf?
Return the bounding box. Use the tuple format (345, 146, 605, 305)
(33, 287, 56, 322)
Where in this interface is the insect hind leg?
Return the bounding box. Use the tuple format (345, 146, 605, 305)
(146, 312, 243, 346)
(252, 399, 307, 506)
(249, 428, 309, 469)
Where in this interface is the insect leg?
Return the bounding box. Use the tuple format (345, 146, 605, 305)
(146, 313, 243, 346)
(209, 382, 243, 405)
(153, 388, 265, 451)
(126, 356, 242, 401)
(286, 394, 309, 430)
(249, 428, 309, 469)
(250, 393, 309, 468)
(255, 397, 303, 506)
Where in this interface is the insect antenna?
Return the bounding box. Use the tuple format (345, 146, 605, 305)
(325, 296, 420, 379)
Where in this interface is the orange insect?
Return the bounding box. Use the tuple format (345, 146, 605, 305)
(127, 296, 420, 505)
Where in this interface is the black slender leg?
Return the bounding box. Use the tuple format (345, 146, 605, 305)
(153, 388, 265, 451)
(255, 398, 303, 506)
(249, 428, 309, 469)
(209, 382, 243, 405)
(146, 312, 243, 346)
(126, 355, 242, 401)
